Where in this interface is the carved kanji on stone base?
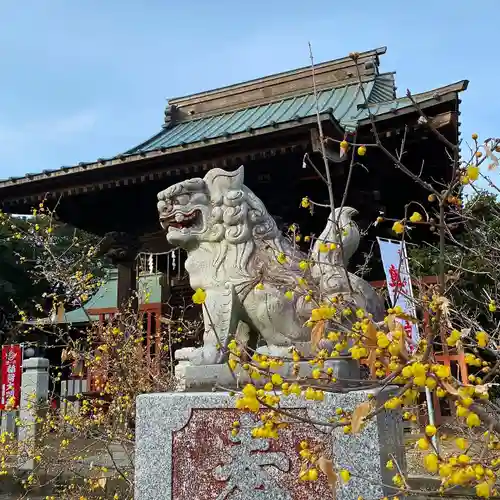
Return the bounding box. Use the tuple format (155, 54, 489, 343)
(135, 390, 406, 500)
(211, 414, 291, 499)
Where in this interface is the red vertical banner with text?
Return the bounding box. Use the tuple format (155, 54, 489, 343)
(0, 345, 23, 410)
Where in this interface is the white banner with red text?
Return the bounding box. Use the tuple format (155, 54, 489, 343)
(376, 237, 420, 351)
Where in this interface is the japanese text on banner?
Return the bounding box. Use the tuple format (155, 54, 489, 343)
(0, 344, 23, 410)
(377, 238, 419, 351)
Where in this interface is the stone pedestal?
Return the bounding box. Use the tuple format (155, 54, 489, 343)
(18, 357, 49, 471)
(135, 389, 406, 500)
(175, 358, 361, 392)
(0, 410, 17, 437)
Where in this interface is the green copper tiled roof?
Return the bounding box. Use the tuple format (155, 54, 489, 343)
(61, 270, 162, 324)
(126, 73, 397, 154)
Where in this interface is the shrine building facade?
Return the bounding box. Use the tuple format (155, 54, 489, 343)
(0, 46, 466, 312)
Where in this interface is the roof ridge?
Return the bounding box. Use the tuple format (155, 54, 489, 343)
(360, 79, 468, 109)
(125, 75, 382, 155)
(163, 48, 386, 122)
(176, 74, 378, 122)
(169, 47, 387, 103)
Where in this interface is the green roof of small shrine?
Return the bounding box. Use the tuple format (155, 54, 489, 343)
(60, 270, 162, 324)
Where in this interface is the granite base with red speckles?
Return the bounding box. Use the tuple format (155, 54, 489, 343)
(135, 390, 405, 500)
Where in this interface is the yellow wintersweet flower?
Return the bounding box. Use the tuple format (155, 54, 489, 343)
(357, 145, 367, 156)
(392, 474, 403, 487)
(376, 333, 390, 349)
(466, 412, 480, 427)
(465, 353, 481, 367)
(327, 331, 339, 341)
(192, 288, 207, 304)
(392, 221, 404, 234)
(311, 307, 335, 321)
(476, 481, 490, 498)
(384, 397, 402, 410)
(425, 424, 437, 437)
(467, 165, 480, 181)
(284, 290, 294, 300)
(434, 364, 450, 379)
(255, 283, 265, 291)
(446, 329, 461, 347)
(438, 463, 452, 478)
(489, 301, 496, 312)
(277, 252, 287, 264)
(319, 242, 329, 253)
(417, 438, 429, 450)
(476, 331, 488, 348)
(339, 469, 351, 483)
(424, 453, 438, 473)
(308, 468, 319, 481)
(299, 260, 309, 271)
(301, 197, 311, 209)
(409, 212, 422, 223)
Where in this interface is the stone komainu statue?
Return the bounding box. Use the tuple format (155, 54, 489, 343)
(157, 166, 383, 366)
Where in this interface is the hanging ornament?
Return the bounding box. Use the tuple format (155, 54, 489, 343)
(171, 250, 176, 270)
(148, 254, 154, 274)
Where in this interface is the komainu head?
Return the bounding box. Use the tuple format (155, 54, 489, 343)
(157, 166, 280, 249)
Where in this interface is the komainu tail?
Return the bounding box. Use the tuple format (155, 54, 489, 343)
(310, 206, 360, 284)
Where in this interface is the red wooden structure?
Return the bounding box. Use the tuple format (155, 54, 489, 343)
(371, 275, 469, 425)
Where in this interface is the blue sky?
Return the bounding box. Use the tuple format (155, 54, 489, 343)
(0, 0, 498, 182)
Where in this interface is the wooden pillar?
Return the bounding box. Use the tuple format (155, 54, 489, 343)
(160, 272, 171, 313)
(100, 231, 140, 311)
(117, 261, 137, 310)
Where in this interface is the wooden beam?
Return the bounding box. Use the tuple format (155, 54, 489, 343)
(429, 111, 456, 129)
(0, 125, 314, 200)
(310, 128, 347, 164)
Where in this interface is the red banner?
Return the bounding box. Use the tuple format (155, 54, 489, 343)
(0, 345, 23, 410)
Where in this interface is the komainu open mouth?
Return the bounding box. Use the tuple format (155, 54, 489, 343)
(160, 210, 201, 230)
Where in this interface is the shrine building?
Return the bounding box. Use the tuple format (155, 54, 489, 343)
(0, 46, 468, 423)
(0, 46, 466, 335)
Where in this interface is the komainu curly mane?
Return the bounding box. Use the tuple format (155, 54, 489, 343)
(157, 166, 384, 367)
